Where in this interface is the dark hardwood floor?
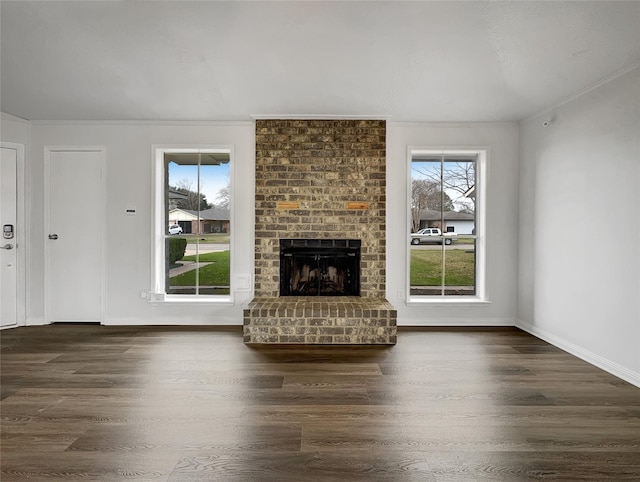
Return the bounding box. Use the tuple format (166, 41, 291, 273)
(1, 325, 639, 481)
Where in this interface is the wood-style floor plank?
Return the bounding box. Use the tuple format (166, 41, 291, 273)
(2, 325, 640, 481)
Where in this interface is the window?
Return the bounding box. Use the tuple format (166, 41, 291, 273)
(153, 147, 232, 300)
(408, 149, 485, 300)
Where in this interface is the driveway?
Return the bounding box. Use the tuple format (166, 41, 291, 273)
(184, 243, 229, 256)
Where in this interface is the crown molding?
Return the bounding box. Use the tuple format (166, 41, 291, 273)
(523, 62, 640, 122)
(27, 119, 255, 127)
(1, 112, 30, 124)
(251, 114, 392, 120)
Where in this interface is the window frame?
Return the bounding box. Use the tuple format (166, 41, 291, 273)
(406, 147, 487, 304)
(151, 145, 234, 304)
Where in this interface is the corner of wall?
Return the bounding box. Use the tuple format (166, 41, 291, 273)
(516, 319, 640, 389)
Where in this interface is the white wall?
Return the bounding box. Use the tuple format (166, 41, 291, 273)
(20, 120, 520, 328)
(517, 67, 640, 386)
(27, 122, 255, 325)
(387, 122, 520, 325)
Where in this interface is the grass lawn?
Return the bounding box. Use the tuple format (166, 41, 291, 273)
(455, 237, 475, 244)
(410, 249, 475, 286)
(175, 234, 230, 244)
(191, 234, 230, 244)
(171, 250, 230, 287)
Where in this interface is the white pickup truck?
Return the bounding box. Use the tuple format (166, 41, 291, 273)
(410, 228, 456, 245)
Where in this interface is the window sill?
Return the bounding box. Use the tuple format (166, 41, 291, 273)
(406, 296, 491, 306)
(149, 294, 234, 306)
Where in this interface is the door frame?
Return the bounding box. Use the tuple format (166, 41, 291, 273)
(44, 146, 106, 324)
(0, 142, 26, 328)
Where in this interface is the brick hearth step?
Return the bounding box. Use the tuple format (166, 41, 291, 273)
(243, 296, 397, 344)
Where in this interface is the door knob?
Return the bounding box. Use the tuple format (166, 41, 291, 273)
(0, 244, 13, 250)
(48, 234, 59, 240)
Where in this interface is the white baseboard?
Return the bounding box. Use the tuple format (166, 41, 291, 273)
(26, 317, 48, 326)
(21, 317, 241, 327)
(398, 317, 514, 327)
(516, 319, 640, 389)
(103, 317, 242, 326)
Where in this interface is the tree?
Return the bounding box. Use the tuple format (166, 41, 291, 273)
(413, 161, 475, 213)
(411, 179, 454, 232)
(441, 161, 476, 212)
(214, 182, 230, 210)
(172, 179, 211, 211)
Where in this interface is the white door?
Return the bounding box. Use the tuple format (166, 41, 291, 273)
(1, 147, 18, 328)
(46, 149, 104, 323)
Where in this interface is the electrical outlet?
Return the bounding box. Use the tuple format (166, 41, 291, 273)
(235, 274, 252, 291)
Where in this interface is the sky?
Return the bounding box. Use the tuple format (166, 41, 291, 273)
(168, 162, 230, 206)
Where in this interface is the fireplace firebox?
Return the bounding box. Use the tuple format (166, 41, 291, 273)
(280, 239, 361, 296)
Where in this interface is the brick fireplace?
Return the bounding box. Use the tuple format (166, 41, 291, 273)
(243, 119, 397, 344)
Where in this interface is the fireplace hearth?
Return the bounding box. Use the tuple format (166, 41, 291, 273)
(280, 239, 360, 296)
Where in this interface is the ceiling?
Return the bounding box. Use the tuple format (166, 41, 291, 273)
(2, 1, 639, 122)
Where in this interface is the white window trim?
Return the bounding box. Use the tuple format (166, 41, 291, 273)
(151, 145, 234, 304)
(406, 147, 488, 304)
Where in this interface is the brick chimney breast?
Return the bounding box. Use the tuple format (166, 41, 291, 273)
(245, 119, 396, 344)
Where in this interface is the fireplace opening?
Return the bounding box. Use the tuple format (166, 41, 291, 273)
(280, 239, 361, 296)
